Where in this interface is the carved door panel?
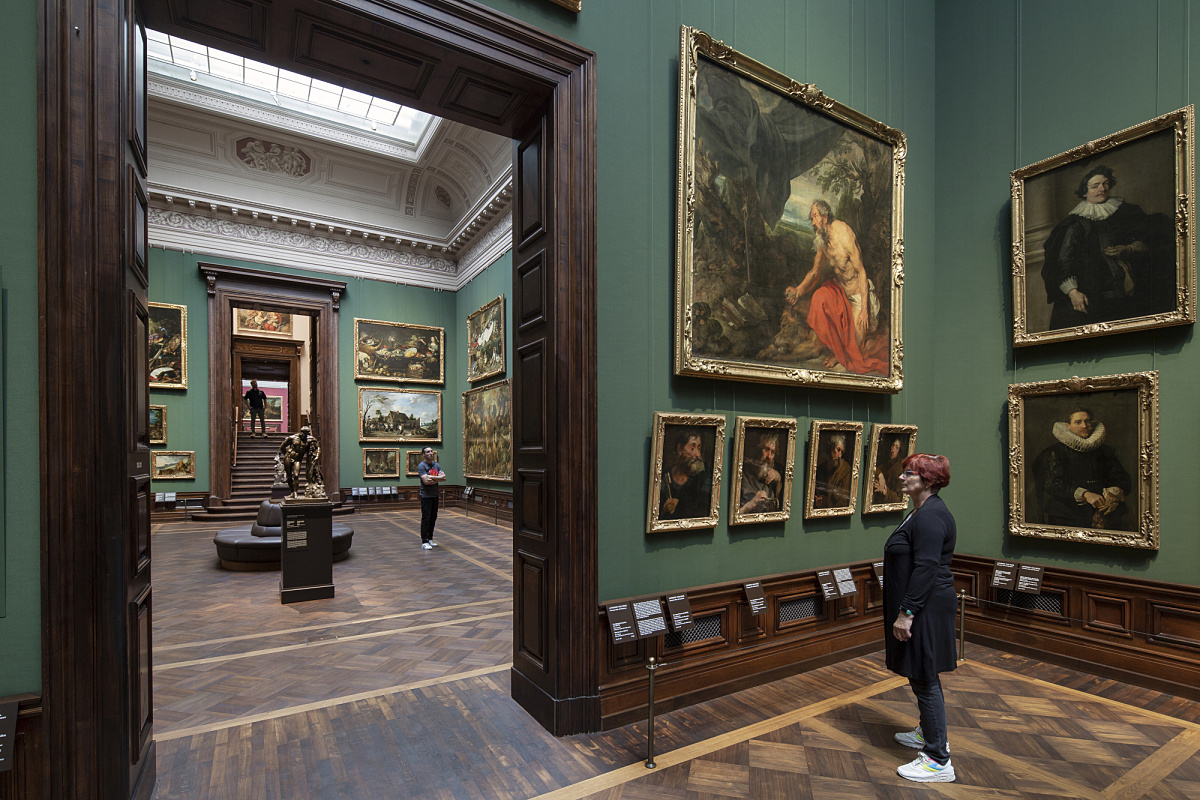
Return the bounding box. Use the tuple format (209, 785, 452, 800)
(125, 4, 156, 794)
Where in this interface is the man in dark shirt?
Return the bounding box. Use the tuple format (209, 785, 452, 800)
(244, 380, 267, 437)
(416, 446, 447, 549)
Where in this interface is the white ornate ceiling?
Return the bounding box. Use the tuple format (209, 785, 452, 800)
(148, 68, 514, 289)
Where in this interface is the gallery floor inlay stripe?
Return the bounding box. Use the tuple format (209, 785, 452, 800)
(155, 598, 511, 652)
(154, 662, 514, 742)
(156, 611, 511, 669)
(1101, 728, 1200, 800)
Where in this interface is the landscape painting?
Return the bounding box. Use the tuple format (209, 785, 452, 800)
(358, 388, 442, 443)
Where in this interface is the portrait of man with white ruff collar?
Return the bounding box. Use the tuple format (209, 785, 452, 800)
(1027, 395, 1135, 531)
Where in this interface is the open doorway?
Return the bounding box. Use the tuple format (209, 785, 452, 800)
(232, 307, 313, 435)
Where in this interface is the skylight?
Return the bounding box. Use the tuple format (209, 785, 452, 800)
(147, 30, 433, 146)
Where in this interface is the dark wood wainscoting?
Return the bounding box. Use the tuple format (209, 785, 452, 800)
(0, 695, 42, 800)
(953, 554, 1200, 702)
(339, 485, 513, 524)
(598, 562, 886, 730)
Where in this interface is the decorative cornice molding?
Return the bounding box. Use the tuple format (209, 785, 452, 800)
(150, 208, 462, 289)
(149, 76, 434, 163)
(454, 211, 513, 289)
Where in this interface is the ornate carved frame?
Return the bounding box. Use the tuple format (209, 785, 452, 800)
(357, 386, 442, 444)
(1011, 107, 1196, 346)
(674, 26, 906, 392)
(466, 294, 506, 383)
(148, 301, 187, 389)
(1007, 371, 1159, 550)
(803, 420, 864, 519)
(352, 318, 446, 385)
(362, 448, 400, 480)
(728, 415, 797, 526)
(861, 423, 917, 515)
(646, 412, 726, 533)
(462, 379, 512, 481)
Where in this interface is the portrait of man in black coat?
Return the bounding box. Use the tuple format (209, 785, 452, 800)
(1032, 406, 1133, 531)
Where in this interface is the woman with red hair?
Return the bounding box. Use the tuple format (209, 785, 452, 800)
(884, 453, 958, 783)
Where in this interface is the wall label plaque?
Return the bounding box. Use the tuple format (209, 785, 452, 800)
(833, 568, 858, 596)
(285, 517, 308, 550)
(1015, 564, 1045, 595)
(0, 701, 16, 773)
(815, 570, 841, 600)
(633, 598, 668, 638)
(666, 594, 694, 631)
(744, 581, 768, 615)
(991, 561, 1018, 590)
(605, 603, 638, 645)
(872, 561, 884, 588)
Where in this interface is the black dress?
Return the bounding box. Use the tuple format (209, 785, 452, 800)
(883, 494, 958, 680)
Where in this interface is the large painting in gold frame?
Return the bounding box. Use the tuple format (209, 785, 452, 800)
(353, 318, 445, 384)
(1008, 371, 1158, 550)
(674, 26, 905, 393)
(462, 380, 512, 481)
(148, 301, 187, 390)
(646, 412, 725, 533)
(1012, 107, 1195, 346)
(466, 295, 505, 383)
(728, 416, 796, 526)
(358, 387, 442, 443)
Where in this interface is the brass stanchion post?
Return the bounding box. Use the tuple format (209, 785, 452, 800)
(957, 590, 967, 661)
(645, 656, 659, 769)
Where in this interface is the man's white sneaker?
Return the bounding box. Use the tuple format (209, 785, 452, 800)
(421, 542, 433, 550)
(897, 753, 955, 783)
(429, 540, 439, 546)
(894, 726, 925, 749)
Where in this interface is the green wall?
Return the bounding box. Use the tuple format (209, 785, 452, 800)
(0, 0, 40, 694)
(933, 0, 1200, 586)
(148, 249, 515, 492)
(453, 254, 516, 491)
(476, 0, 939, 601)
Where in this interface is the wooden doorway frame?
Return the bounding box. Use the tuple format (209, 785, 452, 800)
(41, 0, 596, 793)
(201, 264, 344, 502)
(232, 338, 303, 435)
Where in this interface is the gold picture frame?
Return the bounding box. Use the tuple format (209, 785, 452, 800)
(405, 449, 435, 477)
(148, 301, 187, 390)
(235, 308, 293, 337)
(151, 450, 195, 480)
(149, 405, 167, 445)
(1012, 106, 1195, 345)
(353, 318, 445, 384)
(466, 295, 505, 383)
(363, 448, 400, 479)
(462, 379, 512, 481)
(646, 412, 726, 533)
(358, 387, 442, 443)
(729, 416, 797, 526)
(861, 423, 917, 514)
(1008, 371, 1159, 550)
(804, 420, 863, 519)
(546, 0, 580, 11)
(674, 26, 905, 393)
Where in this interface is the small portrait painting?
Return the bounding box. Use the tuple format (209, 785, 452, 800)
(804, 421, 863, 519)
(1012, 107, 1195, 344)
(1009, 372, 1158, 550)
(862, 424, 917, 514)
(646, 413, 725, 533)
(729, 416, 796, 526)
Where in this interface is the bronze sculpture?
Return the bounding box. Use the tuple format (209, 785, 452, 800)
(276, 426, 324, 499)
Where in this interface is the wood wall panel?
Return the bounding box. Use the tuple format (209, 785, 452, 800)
(516, 125, 545, 247)
(517, 470, 545, 539)
(516, 251, 547, 332)
(164, 0, 270, 50)
(293, 15, 437, 100)
(598, 562, 883, 730)
(440, 68, 525, 127)
(517, 551, 548, 669)
(516, 342, 545, 453)
(954, 554, 1200, 702)
(0, 697, 43, 800)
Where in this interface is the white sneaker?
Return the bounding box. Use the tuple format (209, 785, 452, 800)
(895, 726, 925, 749)
(429, 540, 439, 546)
(421, 542, 433, 550)
(897, 753, 954, 783)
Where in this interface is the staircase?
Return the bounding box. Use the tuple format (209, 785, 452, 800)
(198, 431, 353, 521)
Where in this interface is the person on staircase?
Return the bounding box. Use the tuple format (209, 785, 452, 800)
(245, 380, 267, 437)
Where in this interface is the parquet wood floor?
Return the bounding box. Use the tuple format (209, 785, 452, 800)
(150, 511, 1200, 799)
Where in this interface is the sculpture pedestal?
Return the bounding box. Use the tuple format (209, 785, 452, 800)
(279, 499, 334, 604)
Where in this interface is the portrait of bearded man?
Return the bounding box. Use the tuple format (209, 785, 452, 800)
(738, 431, 783, 515)
(659, 428, 714, 520)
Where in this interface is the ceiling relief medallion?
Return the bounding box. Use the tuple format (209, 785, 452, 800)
(236, 137, 312, 178)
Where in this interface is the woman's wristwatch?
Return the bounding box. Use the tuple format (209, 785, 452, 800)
(900, 608, 913, 617)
